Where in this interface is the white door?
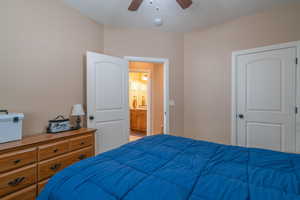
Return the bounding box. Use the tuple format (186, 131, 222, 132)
(237, 47, 297, 152)
(87, 52, 129, 154)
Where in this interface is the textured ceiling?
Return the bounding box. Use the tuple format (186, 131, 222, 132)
(63, 0, 298, 32)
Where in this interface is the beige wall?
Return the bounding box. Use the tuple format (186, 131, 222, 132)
(0, 0, 104, 136)
(129, 62, 164, 134)
(184, 3, 300, 144)
(104, 26, 184, 136)
(2, 0, 298, 142)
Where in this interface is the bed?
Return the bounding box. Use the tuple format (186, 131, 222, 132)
(37, 134, 300, 200)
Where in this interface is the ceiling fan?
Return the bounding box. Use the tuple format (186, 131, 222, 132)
(128, 0, 192, 11)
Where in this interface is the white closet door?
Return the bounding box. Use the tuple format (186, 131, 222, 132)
(87, 52, 129, 155)
(237, 47, 297, 152)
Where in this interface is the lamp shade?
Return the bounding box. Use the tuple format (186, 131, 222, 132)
(71, 104, 85, 116)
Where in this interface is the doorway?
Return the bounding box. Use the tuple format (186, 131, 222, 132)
(87, 53, 170, 154)
(125, 57, 169, 141)
(129, 70, 151, 141)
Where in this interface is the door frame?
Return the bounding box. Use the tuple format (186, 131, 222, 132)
(124, 56, 170, 134)
(231, 40, 300, 146)
(129, 69, 152, 135)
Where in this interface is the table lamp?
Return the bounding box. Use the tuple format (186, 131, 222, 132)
(71, 104, 85, 130)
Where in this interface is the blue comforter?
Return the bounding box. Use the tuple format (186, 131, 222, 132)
(38, 135, 300, 200)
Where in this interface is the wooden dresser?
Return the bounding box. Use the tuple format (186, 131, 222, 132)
(0, 128, 96, 200)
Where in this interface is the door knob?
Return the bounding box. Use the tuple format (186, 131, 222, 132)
(238, 114, 244, 119)
(89, 116, 94, 120)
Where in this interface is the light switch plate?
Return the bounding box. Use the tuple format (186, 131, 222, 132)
(169, 100, 175, 106)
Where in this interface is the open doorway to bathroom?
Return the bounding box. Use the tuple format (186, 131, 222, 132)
(128, 61, 165, 141)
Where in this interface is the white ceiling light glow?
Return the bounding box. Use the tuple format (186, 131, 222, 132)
(151, 0, 163, 27)
(154, 17, 163, 26)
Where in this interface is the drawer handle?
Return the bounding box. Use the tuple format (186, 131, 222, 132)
(53, 149, 59, 153)
(78, 154, 86, 160)
(13, 159, 21, 164)
(80, 142, 85, 146)
(8, 177, 25, 187)
(50, 163, 62, 171)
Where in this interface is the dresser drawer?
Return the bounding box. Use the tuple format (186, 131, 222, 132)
(0, 148, 37, 173)
(38, 179, 49, 194)
(0, 165, 36, 197)
(0, 185, 36, 200)
(38, 140, 69, 161)
(38, 154, 70, 181)
(69, 135, 92, 151)
(69, 147, 93, 165)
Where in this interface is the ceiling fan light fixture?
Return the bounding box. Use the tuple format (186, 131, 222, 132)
(129, 0, 193, 11)
(153, 17, 163, 26)
(176, 0, 192, 9)
(128, 0, 143, 11)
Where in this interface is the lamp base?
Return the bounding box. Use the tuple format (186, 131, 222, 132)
(75, 116, 81, 130)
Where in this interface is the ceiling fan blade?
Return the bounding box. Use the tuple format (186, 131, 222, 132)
(176, 0, 192, 9)
(128, 0, 143, 11)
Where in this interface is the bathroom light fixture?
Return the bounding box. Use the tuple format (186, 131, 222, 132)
(142, 74, 148, 81)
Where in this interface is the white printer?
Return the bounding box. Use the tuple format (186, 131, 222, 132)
(0, 110, 24, 143)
